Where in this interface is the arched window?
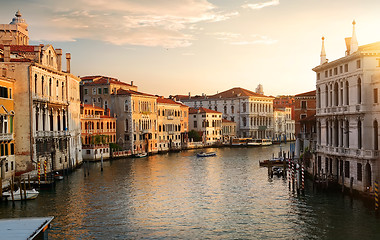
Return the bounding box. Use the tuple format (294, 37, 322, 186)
(325, 85, 328, 107)
(49, 78, 52, 97)
(62, 82, 64, 100)
(243, 103, 246, 112)
(243, 117, 246, 127)
(224, 106, 227, 114)
(345, 120, 350, 148)
(57, 111, 61, 131)
(231, 106, 234, 114)
(374, 120, 378, 151)
(41, 76, 44, 95)
(345, 81, 349, 105)
(124, 100, 128, 111)
(334, 82, 339, 106)
(317, 87, 321, 108)
(358, 120, 362, 149)
(34, 74, 38, 94)
(357, 78, 362, 104)
(125, 119, 128, 131)
(63, 110, 66, 130)
(104, 100, 108, 109)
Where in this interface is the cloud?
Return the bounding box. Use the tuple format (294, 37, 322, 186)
(242, 0, 280, 10)
(212, 32, 277, 45)
(28, 0, 238, 48)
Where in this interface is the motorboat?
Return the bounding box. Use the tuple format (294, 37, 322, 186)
(197, 152, 217, 157)
(135, 152, 148, 158)
(3, 188, 39, 200)
(54, 172, 64, 180)
(272, 166, 284, 176)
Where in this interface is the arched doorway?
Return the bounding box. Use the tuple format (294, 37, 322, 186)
(365, 162, 372, 190)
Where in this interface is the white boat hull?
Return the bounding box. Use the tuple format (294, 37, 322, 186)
(3, 189, 39, 200)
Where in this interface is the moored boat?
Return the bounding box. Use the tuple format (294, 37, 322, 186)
(135, 152, 148, 158)
(3, 188, 39, 200)
(197, 152, 217, 157)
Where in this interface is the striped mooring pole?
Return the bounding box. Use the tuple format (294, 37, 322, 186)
(375, 180, 379, 211)
(292, 161, 295, 192)
(301, 164, 305, 193)
(288, 159, 292, 189)
(37, 160, 41, 185)
(44, 160, 47, 181)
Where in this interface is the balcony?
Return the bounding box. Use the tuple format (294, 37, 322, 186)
(316, 144, 380, 159)
(0, 133, 13, 141)
(35, 131, 69, 138)
(167, 116, 174, 120)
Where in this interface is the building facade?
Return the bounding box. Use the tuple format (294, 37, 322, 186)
(81, 104, 116, 160)
(0, 11, 82, 174)
(111, 89, 158, 154)
(222, 119, 237, 143)
(176, 87, 274, 139)
(274, 107, 295, 142)
(80, 75, 137, 109)
(0, 74, 15, 182)
(313, 21, 380, 192)
(188, 107, 222, 145)
(157, 97, 188, 152)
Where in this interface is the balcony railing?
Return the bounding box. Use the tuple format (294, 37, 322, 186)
(0, 133, 13, 141)
(316, 144, 380, 159)
(35, 131, 69, 138)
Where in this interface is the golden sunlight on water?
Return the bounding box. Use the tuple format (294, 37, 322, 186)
(1, 144, 380, 239)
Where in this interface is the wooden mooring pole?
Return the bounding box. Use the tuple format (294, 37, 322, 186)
(10, 178, 14, 202)
(375, 180, 379, 212)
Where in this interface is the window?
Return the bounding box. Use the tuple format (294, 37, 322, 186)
(104, 100, 108, 109)
(98, 88, 102, 94)
(84, 88, 88, 95)
(49, 78, 52, 96)
(340, 65, 343, 73)
(374, 88, 378, 104)
(357, 60, 361, 69)
(329, 69, 332, 76)
(357, 163, 362, 181)
(194, 121, 197, 128)
(317, 73, 320, 80)
(325, 71, 328, 78)
(300, 114, 307, 119)
(34, 74, 38, 94)
(334, 67, 338, 75)
(10, 143, 14, 155)
(125, 100, 129, 111)
(344, 161, 350, 178)
(301, 100, 307, 109)
(103, 88, 108, 94)
(344, 64, 348, 72)
(92, 88, 96, 95)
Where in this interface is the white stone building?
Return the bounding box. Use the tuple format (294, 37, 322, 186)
(176, 87, 274, 139)
(188, 107, 222, 145)
(274, 107, 295, 142)
(313, 21, 380, 192)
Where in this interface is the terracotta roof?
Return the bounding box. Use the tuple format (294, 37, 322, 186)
(114, 88, 156, 97)
(222, 119, 235, 123)
(189, 107, 222, 114)
(211, 87, 272, 98)
(80, 75, 134, 87)
(81, 104, 105, 111)
(0, 45, 36, 52)
(295, 90, 316, 97)
(176, 87, 273, 100)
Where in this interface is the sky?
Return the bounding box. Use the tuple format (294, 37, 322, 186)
(2, 0, 380, 97)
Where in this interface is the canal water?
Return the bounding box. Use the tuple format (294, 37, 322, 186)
(1, 144, 380, 239)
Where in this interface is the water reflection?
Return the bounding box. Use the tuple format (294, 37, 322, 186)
(1, 144, 380, 239)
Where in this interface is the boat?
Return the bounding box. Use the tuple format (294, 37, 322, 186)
(197, 152, 217, 157)
(246, 139, 261, 147)
(135, 152, 147, 158)
(231, 138, 250, 146)
(261, 139, 273, 146)
(3, 188, 39, 200)
(54, 172, 64, 180)
(272, 166, 284, 176)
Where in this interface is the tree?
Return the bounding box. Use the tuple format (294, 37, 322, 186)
(188, 130, 202, 142)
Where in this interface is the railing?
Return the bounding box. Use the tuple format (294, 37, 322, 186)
(167, 116, 174, 120)
(35, 131, 68, 138)
(316, 144, 380, 159)
(0, 133, 13, 141)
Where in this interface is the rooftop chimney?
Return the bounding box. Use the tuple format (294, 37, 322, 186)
(3, 46, 10, 62)
(56, 49, 62, 71)
(131, 80, 133, 86)
(66, 53, 71, 73)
